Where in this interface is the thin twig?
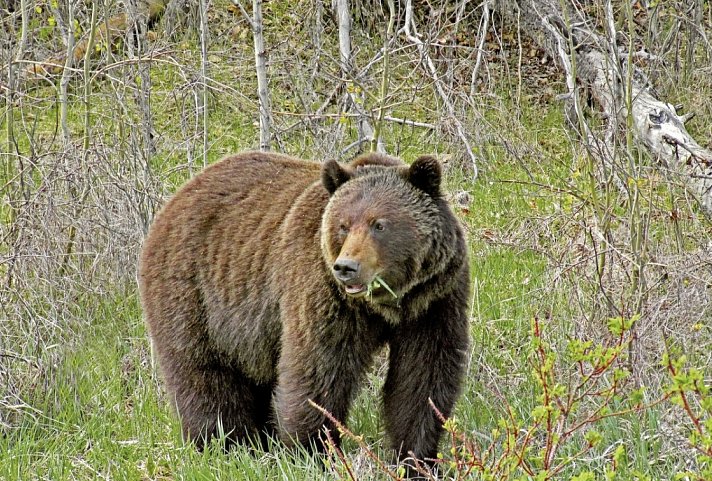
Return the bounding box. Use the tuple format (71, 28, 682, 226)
(469, 0, 490, 97)
(83, 2, 98, 154)
(403, 0, 478, 178)
(59, 3, 76, 147)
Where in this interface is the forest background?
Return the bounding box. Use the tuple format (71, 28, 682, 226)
(1, 0, 711, 479)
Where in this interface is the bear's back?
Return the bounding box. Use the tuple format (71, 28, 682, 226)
(139, 152, 324, 382)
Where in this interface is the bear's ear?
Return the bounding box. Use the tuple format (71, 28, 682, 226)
(406, 155, 442, 197)
(322, 159, 354, 195)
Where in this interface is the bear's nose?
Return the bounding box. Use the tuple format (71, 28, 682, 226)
(333, 259, 360, 282)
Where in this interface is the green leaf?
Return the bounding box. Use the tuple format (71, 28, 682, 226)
(629, 387, 645, 406)
(571, 471, 596, 481)
(374, 275, 398, 299)
(585, 429, 602, 447)
(613, 444, 627, 465)
(532, 405, 548, 421)
(534, 470, 549, 481)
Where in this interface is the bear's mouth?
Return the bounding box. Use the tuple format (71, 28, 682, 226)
(344, 284, 366, 296)
(342, 277, 399, 302)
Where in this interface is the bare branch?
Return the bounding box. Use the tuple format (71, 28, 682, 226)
(82, 2, 98, 154)
(469, 0, 491, 97)
(59, 2, 76, 147)
(403, 0, 478, 178)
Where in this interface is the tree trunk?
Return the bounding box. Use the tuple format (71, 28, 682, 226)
(252, 0, 271, 151)
(336, 0, 378, 152)
(198, 0, 210, 164)
(494, 0, 712, 216)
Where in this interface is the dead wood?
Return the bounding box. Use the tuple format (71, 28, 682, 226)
(23, 0, 170, 81)
(494, 0, 712, 216)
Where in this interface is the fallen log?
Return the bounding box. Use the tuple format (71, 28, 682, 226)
(494, 0, 712, 216)
(24, 0, 169, 80)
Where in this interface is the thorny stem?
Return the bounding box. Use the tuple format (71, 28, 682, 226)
(323, 429, 357, 481)
(529, 317, 668, 478)
(532, 318, 555, 469)
(664, 357, 710, 456)
(563, 394, 670, 439)
(308, 400, 402, 481)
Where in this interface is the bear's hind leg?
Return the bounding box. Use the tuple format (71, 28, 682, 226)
(166, 364, 274, 451)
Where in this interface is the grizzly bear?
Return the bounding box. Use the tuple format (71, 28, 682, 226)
(138, 151, 470, 465)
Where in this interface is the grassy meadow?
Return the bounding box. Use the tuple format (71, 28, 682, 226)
(2, 1, 711, 480)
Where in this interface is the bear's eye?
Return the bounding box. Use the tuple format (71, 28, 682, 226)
(373, 220, 386, 232)
(338, 224, 349, 235)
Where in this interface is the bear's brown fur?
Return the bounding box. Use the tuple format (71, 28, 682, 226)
(138, 151, 470, 464)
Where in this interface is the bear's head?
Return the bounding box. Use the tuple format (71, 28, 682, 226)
(320, 156, 443, 304)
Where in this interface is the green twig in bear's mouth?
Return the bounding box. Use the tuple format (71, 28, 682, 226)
(367, 275, 398, 300)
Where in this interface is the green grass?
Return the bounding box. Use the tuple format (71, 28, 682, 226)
(3, 109, 699, 481)
(0, 294, 332, 481)
(0, 167, 678, 480)
(2, 104, 697, 480)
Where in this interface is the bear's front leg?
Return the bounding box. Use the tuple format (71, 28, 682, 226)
(273, 306, 382, 452)
(383, 296, 470, 467)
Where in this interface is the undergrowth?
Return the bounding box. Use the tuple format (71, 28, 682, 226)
(321, 316, 711, 481)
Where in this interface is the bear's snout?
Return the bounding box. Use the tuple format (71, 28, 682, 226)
(333, 258, 360, 283)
